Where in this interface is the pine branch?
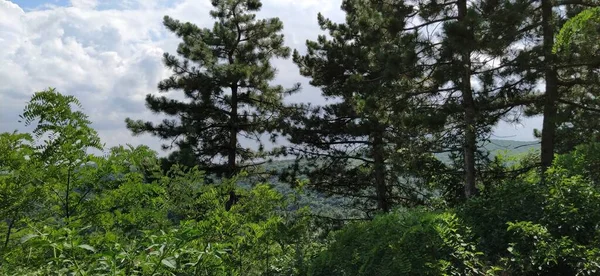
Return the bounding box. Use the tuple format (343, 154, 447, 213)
(555, 0, 599, 7)
(558, 99, 600, 113)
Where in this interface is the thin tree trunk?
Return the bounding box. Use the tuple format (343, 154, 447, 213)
(229, 84, 238, 177)
(226, 16, 241, 212)
(373, 129, 389, 212)
(540, 0, 558, 172)
(225, 85, 239, 212)
(3, 215, 16, 250)
(65, 166, 71, 220)
(458, 0, 478, 198)
(228, 11, 241, 178)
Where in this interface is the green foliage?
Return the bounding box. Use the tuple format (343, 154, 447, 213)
(3, 181, 316, 275)
(554, 7, 600, 55)
(552, 143, 600, 185)
(309, 143, 600, 275)
(79, 145, 170, 235)
(5, 84, 600, 276)
(0, 152, 316, 274)
(502, 171, 600, 275)
(549, 7, 600, 154)
(461, 172, 545, 258)
(461, 143, 600, 275)
(308, 209, 493, 276)
(4, 1, 600, 275)
(0, 132, 43, 257)
(18, 88, 104, 222)
(20, 87, 103, 163)
(5, 225, 229, 275)
(1, 90, 317, 274)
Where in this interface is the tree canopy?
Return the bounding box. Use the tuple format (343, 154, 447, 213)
(2, 1, 600, 275)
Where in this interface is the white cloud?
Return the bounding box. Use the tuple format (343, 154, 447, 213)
(0, 0, 345, 153)
(0, 0, 537, 156)
(71, 0, 97, 9)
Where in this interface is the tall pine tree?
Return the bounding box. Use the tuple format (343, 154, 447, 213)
(414, 0, 539, 198)
(126, 0, 298, 178)
(542, 3, 600, 158)
(286, 0, 447, 215)
(493, 0, 600, 171)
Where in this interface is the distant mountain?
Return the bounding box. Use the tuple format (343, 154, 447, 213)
(483, 139, 540, 157)
(434, 139, 540, 163)
(264, 139, 540, 169)
(251, 139, 540, 218)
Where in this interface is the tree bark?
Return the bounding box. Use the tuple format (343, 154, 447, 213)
(228, 9, 242, 179)
(540, 0, 558, 172)
(229, 84, 238, 177)
(458, 0, 478, 198)
(225, 10, 242, 212)
(373, 128, 389, 212)
(225, 84, 239, 211)
(3, 215, 16, 250)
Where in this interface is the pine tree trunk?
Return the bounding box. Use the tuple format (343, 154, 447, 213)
(225, 85, 239, 211)
(373, 129, 389, 212)
(229, 84, 238, 177)
(540, 0, 558, 172)
(458, 0, 478, 198)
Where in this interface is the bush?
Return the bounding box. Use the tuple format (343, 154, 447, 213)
(308, 209, 495, 276)
(460, 143, 600, 275)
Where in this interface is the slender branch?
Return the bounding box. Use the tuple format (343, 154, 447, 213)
(558, 99, 600, 113)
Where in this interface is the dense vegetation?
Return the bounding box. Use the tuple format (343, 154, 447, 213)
(2, 0, 600, 275)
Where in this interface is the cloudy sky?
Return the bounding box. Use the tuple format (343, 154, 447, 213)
(0, 0, 541, 154)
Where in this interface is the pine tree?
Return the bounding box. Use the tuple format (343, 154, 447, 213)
(494, 0, 600, 171)
(286, 0, 446, 214)
(537, 0, 560, 172)
(414, 0, 539, 197)
(126, 0, 298, 178)
(418, 0, 597, 175)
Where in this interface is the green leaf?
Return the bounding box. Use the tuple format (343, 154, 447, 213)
(78, 244, 96, 252)
(161, 257, 177, 269)
(20, 234, 39, 243)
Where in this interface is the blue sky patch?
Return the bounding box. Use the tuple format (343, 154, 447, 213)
(9, 0, 70, 10)
(9, 0, 183, 11)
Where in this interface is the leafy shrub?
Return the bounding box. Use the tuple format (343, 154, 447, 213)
(460, 143, 600, 275)
(308, 209, 495, 276)
(1, 182, 316, 275)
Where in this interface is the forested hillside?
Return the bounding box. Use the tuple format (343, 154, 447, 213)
(483, 140, 539, 156)
(2, 0, 600, 275)
(259, 139, 540, 219)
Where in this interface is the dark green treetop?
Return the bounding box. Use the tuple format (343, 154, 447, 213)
(414, 0, 541, 197)
(285, 0, 446, 215)
(126, 0, 299, 177)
